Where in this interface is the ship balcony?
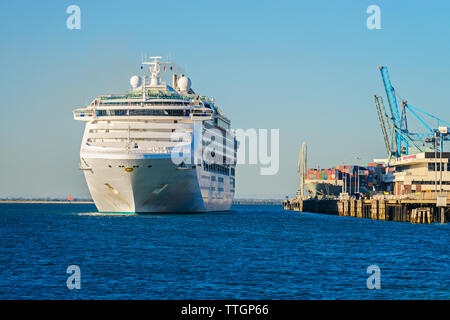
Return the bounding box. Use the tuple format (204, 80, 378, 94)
(73, 108, 96, 121)
(190, 108, 213, 121)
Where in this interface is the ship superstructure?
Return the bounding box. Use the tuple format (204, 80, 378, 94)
(73, 57, 237, 213)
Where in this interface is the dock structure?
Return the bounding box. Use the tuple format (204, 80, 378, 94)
(283, 66, 450, 226)
(233, 199, 282, 205)
(338, 198, 447, 223)
(283, 195, 448, 224)
(284, 198, 339, 215)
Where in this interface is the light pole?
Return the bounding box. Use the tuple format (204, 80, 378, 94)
(343, 172, 345, 193)
(436, 127, 448, 224)
(349, 169, 352, 195)
(356, 156, 362, 195)
(343, 171, 346, 194)
(434, 131, 438, 195)
(341, 162, 346, 194)
(440, 133, 443, 194)
(436, 127, 449, 194)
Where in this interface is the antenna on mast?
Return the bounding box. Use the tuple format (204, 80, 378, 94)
(142, 56, 174, 86)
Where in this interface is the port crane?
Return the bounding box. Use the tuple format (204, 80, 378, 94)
(375, 66, 450, 159)
(297, 142, 307, 199)
(374, 95, 394, 157)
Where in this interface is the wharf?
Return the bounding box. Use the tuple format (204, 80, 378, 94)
(283, 196, 449, 224)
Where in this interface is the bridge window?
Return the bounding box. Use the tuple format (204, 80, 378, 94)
(96, 109, 189, 117)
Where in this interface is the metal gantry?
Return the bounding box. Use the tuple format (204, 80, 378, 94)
(376, 66, 450, 157)
(374, 94, 394, 157)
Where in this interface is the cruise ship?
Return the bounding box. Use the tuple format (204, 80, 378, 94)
(73, 57, 237, 213)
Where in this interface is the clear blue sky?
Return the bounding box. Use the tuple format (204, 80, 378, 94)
(1, 0, 450, 199)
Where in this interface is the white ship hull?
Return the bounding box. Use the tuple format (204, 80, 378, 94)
(82, 154, 234, 213)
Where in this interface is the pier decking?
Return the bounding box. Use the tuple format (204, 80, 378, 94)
(283, 196, 449, 224)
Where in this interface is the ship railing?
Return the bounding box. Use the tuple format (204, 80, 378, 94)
(82, 144, 182, 155)
(74, 106, 214, 121)
(372, 192, 450, 201)
(398, 192, 450, 201)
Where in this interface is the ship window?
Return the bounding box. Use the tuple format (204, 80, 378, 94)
(100, 109, 189, 117)
(202, 161, 231, 176)
(217, 118, 230, 130)
(429, 163, 445, 171)
(413, 180, 450, 185)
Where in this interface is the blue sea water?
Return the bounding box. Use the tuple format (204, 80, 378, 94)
(0, 203, 448, 300)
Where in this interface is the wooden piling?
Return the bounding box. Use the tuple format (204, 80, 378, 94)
(343, 200, 349, 216)
(378, 201, 386, 220)
(350, 200, 356, 217)
(371, 200, 378, 220)
(338, 201, 344, 216)
(356, 200, 363, 218)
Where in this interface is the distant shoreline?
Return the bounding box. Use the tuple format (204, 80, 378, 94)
(0, 199, 282, 205)
(0, 200, 94, 204)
